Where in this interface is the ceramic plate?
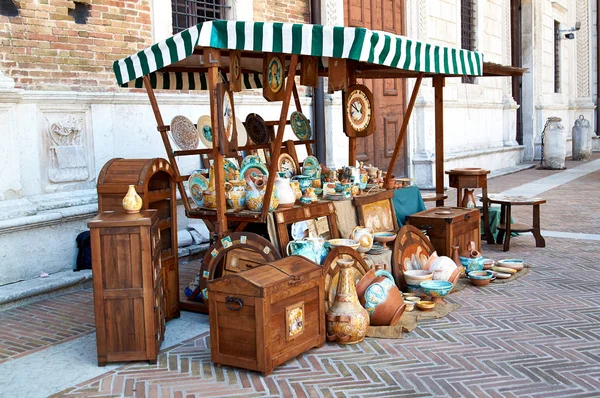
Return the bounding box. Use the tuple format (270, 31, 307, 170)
(188, 171, 209, 207)
(240, 162, 269, 185)
(223, 158, 239, 182)
(327, 239, 360, 249)
(235, 117, 248, 147)
(277, 153, 298, 178)
(171, 115, 199, 150)
(290, 111, 311, 140)
(245, 113, 269, 145)
(197, 115, 213, 149)
(303, 155, 320, 170)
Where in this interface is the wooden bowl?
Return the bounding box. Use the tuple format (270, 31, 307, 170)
(416, 300, 435, 311)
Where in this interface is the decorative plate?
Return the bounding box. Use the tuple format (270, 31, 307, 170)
(222, 89, 234, 143)
(235, 117, 248, 147)
(277, 153, 298, 178)
(223, 158, 239, 182)
(240, 162, 269, 185)
(197, 115, 213, 149)
(290, 111, 311, 140)
(188, 171, 209, 207)
(303, 155, 320, 170)
(267, 56, 283, 94)
(245, 113, 269, 145)
(391, 225, 436, 288)
(241, 154, 264, 170)
(327, 239, 360, 250)
(171, 115, 199, 150)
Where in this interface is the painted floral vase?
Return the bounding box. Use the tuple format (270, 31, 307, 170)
(122, 185, 143, 213)
(246, 176, 279, 212)
(326, 258, 370, 344)
(224, 179, 247, 210)
(203, 165, 217, 209)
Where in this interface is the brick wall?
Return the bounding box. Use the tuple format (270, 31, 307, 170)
(253, 0, 310, 24)
(0, 0, 153, 91)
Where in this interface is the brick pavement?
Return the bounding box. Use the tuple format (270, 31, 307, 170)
(1, 157, 599, 397)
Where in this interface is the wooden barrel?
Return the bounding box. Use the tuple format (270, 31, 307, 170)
(97, 158, 180, 320)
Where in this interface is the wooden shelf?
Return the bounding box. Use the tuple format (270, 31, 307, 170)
(421, 193, 448, 202)
(147, 188, 171, 202)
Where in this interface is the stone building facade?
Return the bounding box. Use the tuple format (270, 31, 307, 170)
(0, 0, 597, 284)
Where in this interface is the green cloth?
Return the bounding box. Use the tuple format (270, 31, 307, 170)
(482, 206, 517, 239)
(392, 186, 426, 227)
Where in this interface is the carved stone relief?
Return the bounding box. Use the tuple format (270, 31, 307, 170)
(43, 112, 94, 187)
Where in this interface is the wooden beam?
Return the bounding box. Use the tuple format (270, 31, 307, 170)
(384, 73, 424, 187)
(204, 48, 228, 234)
(142, 75, 192, 212)
(292, 81, 302, 113)
(433, 75, 445, 207)
(348, 137, 356, 166)
(260, 55, 299, 220)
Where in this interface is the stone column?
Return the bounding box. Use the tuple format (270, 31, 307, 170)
(520, 0, 536, 161)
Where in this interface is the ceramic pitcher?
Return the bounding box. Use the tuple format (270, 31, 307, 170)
(245, 176, 279, 212)
(224, 179, 247, 210)
(350, 226, 374, 253)
(286, 237, 328, 264)
(275, 173, 296, 209)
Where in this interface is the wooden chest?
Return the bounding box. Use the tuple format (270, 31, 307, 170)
(407, 207, 481, 256)
(89, 211, 165, 366)
(97, 158, 179, 320)
(208, 256, 325, 375)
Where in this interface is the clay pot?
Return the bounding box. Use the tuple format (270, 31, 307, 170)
(326, 259, 370, 344)
(462, 188, 476, 208)
(356, 268, 405, 326)
(460, 241, 481, 259)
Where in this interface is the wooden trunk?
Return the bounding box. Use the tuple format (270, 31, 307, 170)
(208, 256, 325, 375)
(407, 208, 481, 256)
(97, 158, 179, 320)
(89, 211, 165, 366)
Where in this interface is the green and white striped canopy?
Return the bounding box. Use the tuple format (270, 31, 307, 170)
(114, 20, 484, 90)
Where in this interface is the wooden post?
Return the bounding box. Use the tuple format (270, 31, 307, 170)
(205, 48, 228, 234)
(260, 55, 299, 221)
(348, 136, 356, 166)
(433, 76, 445, 207)
(292, 82, 302, 113)
(384, 73, 424, 187)
(143, 76, 192, 211)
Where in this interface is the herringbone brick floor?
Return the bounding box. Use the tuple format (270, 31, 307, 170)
(2, 156, 600, 397)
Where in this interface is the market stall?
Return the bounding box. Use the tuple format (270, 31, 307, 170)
(99, 20, 528, 369)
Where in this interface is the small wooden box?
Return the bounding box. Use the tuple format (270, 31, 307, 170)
(208, 256, 325, 375)
(407, 207, 481, 256)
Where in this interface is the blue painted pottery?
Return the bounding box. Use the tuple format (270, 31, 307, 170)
(420, 280, 453, 301)
(459, 256, 485, 273)
(467, 270, 494, 280)
(291, 175, 313, 193)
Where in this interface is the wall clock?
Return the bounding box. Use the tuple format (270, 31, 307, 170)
(344, 84, 375, 137)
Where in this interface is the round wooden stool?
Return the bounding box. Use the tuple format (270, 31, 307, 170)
(488, 195, 546, 252)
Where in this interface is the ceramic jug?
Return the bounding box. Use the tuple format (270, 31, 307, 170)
(351, 226, 374, 253)
(224, 179, 247, 210)
(289, 180, 302, 201)
(203, 165, 217, 209)
(275, 173, 295, 209)
(291, 175, 313, 193)
(122, 185, 143, 213)
(462, 189, 476, 208)
(362, 270, 405, 326)
(286, 237, 328, 264)
(245, 176, 279, 212)
(326, 258, 370, 344)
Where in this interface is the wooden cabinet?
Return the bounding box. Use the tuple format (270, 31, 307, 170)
(89, 210, 165, 366)
(407, 207, 481, 256)
(208, 256, 325, 376)
(97, 158, 179, 320)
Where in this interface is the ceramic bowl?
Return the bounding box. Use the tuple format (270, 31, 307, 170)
(403, 270, 433, 288)
(416, 300, 435, 311)
(313, 188, 323, 196)
(468, 270, 494, 287)
(420, 280, 453, 300)
(404, 301, 415, 312)
(459, 256, 485, 273)
(373, 232, 397, 244)
(497, 259, 524, 271)
(404, 296, 421, 303)
(327, 239, 360, 250)
(482, 258, 495, 270)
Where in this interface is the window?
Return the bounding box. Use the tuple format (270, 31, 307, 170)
(460, 0, 476, 84)
(172, 0, 230, 34)
(554, 20, 560, 93)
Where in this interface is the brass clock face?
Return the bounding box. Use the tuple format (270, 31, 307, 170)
(346, 86, 372, 132)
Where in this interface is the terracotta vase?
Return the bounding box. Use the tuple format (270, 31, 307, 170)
(462, 188, 476, 208)
(122, 185, 143, 213)
(326, 259, 370, 344)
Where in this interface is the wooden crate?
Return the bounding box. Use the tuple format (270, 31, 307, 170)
(208, 256, 325, 375)
(97, 158, 179, 320)
(406, 207, 481, 256)
(89, 210, 165, 366)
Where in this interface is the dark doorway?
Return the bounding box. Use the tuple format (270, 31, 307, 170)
(511, 0, 523, 144)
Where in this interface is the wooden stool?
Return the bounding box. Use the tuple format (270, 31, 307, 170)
(445, 168, 495, 245)
(488, 195, 546, 252)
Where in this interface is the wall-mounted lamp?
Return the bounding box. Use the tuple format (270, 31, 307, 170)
(557, 21, 581, 40)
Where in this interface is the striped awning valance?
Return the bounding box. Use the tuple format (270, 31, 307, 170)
(123, 70, 263, 90)
(113, 20, 484, 88)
